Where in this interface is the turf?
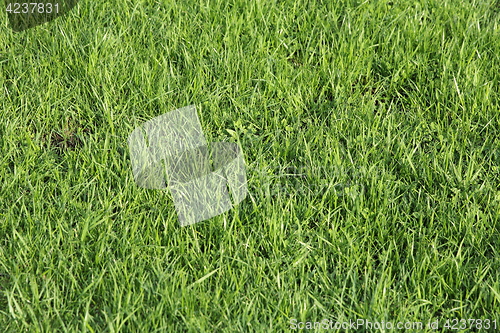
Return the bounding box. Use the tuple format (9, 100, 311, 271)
(1, 0, 500, 331)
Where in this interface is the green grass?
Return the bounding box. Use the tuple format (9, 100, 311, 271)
(1, 0, 500, 331)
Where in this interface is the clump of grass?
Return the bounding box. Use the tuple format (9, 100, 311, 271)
(0, 0, 499, 331)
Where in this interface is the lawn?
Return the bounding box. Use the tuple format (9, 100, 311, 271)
(1, 0, 500, 331)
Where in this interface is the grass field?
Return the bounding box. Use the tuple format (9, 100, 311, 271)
(1, 0, 500, 331)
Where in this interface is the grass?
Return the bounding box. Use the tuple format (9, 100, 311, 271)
(1, 0, 500, 331)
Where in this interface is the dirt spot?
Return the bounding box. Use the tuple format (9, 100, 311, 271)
(43, 118, 91, 153)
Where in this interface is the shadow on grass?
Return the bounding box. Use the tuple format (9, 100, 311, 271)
(0, 272, 10, 311)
